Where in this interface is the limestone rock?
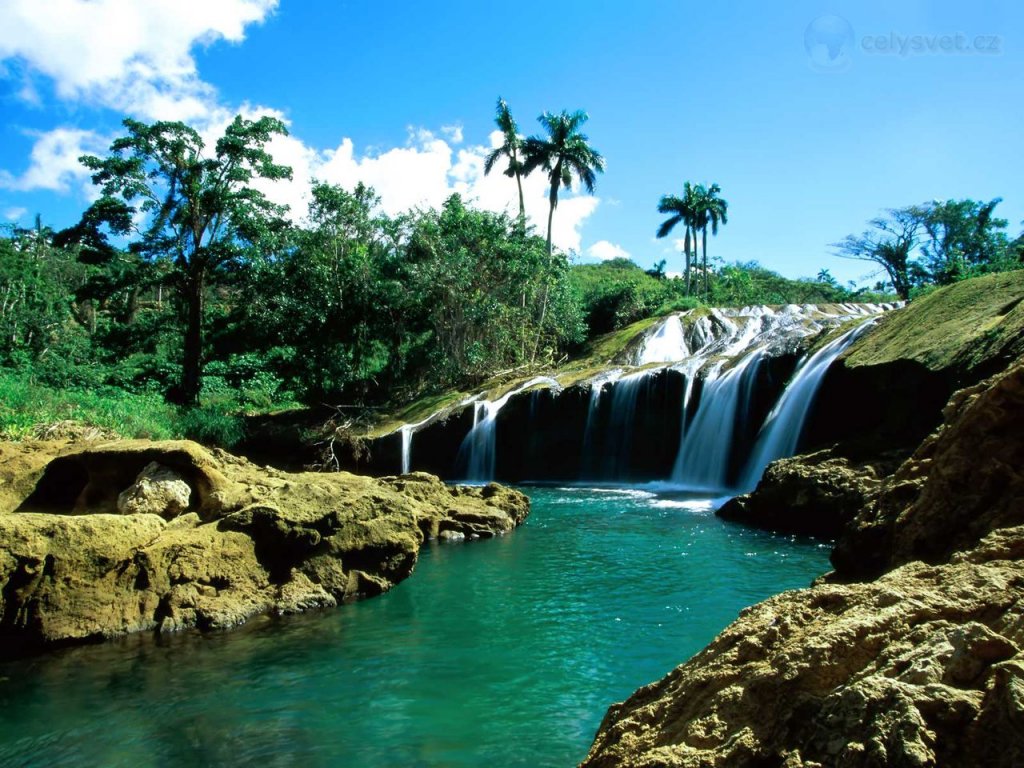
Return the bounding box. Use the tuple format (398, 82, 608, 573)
(116, 461, 192, 519)
(833, 357, 1024, 580)
(717, 447, 906, 539)
(0, 440, 529, 653)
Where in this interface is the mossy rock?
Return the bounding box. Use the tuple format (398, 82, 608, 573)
(843, 270, 1024, 377)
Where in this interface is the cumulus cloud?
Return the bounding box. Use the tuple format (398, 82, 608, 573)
(0, 0, 602, 253)
(3, 206, 28, 221)
(587, 240, 631, 261)
(0, 128, 105, 192)
(0, 0, 277, 121)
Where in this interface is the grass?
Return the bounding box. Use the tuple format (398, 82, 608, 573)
(845, 270, 1024, 374)
(0, 371, 250, 447)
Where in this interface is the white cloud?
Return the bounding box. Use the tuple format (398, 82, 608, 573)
(0, 127, 104, 192)
(3, 207, 28, 221)
(587, 240, 631, 261)
(0, 0, 277, 121)
(441, 124, 464, 144)
(0, 1, 603, 253)
(252, 124, 601, 254)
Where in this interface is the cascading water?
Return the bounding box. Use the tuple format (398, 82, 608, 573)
(669, 349, 766, 492)
(390, 303, 900, 485)
(400, 425, 413, 474)
(579, 372, 621, 479)
(636, 315, 687, 364)
(737, 319, 877, 491)
(600, 372, 652, 480)
(456, 376, 560, 482)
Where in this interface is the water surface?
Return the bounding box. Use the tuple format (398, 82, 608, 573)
(0, 487, 830, 767)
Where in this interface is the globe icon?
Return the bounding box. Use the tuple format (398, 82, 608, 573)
(804, 15, 854, 72)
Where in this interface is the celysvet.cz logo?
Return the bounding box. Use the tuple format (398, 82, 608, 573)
(804, 15, 1003, 72)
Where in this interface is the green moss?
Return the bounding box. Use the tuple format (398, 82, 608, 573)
(844, 270, 1024, 373)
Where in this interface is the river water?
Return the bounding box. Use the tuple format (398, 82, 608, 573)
(0, 486, 830, 767)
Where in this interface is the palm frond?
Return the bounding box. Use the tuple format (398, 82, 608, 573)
(656, 214, 683, 239)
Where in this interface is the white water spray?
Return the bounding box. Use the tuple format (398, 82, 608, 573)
(737, 320, 877, 490)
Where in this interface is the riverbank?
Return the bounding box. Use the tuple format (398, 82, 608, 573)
(0, 439, 528, 654)
(0, 486, 829, 766)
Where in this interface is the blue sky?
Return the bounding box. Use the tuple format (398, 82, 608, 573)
(1, 0, 1021, 285)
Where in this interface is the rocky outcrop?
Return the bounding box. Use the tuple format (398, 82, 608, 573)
(831, 357, 1024, 581)
(806, 270, 1024, 453)
(716, 447, 906, 539)
(0, 440, 528, 653)
(582, 526, 1024, 768)
(583, 355, 1024, 768)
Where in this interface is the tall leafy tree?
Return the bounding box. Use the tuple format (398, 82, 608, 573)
(522, 110, 605, 258)
(63, 115, 292, 405)
(916, 198, 1010, 283)
(691, 183, 729, 299)
(832, 207, 922, 300)
(483, 97, 528, 222)
(656, 181, 699, 294)
(833, 199, 1011, 298)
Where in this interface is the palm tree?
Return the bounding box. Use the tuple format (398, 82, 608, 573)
(691, 183, 728, 299)
(656, 182, 699, 294)
(518, 109, 604, 362)
(483, 97, 527, 222)
(522, 110, 605, 258)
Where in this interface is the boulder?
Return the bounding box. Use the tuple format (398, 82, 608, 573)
(0, 440, 529, 653)
(116, 461, 192, 519)
(717, 447, 906, 539)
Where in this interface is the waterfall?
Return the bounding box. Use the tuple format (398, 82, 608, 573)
(670, 349, 766, 493)
(738, 320, 876, 490)
(400, 425, 413, 474)
(391, 303, 898, 485)
(457, 376, 560, 482)
(580, 380, 607, 479)
(601, 372, 652, 480)
(636, 315, 687, 364)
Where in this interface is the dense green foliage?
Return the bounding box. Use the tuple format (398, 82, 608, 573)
(1, 107, 1019, 447)
(61, 116, 293, 405)
(833, 199, 1022, 299)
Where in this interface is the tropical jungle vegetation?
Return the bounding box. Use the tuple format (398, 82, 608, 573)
(1, 100, 1020, 446)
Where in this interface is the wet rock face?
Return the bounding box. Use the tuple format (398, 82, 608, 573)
(0, 441, 529, 654)
(717, 447, 908, 539)
(832, 358, 1024, 581)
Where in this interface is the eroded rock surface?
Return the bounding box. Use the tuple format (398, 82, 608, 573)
(0, 441, 528, 652)
(717, 447, 906, 539)
(582, 527, 1024, 768)
(832, 358, 1024, 580)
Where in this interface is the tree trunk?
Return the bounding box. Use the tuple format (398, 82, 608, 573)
(181, 266, 205, 406)
(515, 170, 526, 224)
(702, 226, 709, 300)
(684, 226, 692, 295)
(533, 181, 559, 364)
